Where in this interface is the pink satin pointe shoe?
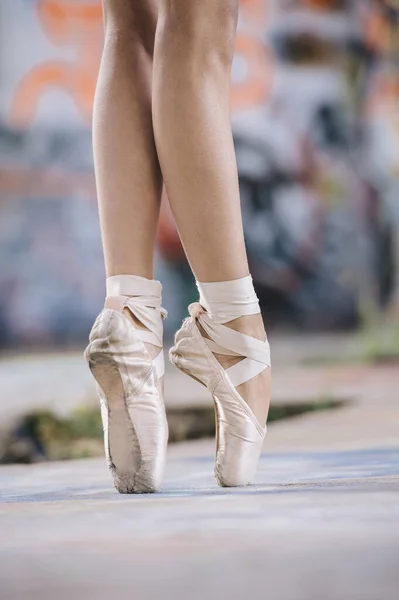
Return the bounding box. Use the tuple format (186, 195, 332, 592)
(170, 277, 271, 487)
(85, 276, 168, 494)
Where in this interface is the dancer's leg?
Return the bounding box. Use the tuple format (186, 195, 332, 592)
(153, 0, 271, 424)
(94, 0, 161, 280)
(93, 0, 162, 360)
(86, 1, 168, 494)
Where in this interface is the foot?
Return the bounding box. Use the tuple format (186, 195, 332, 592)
(123, 307, 165, 392)
(199, 312, 271, 425)
(85, 293, 168, 494)
(170, 302, 270, 487)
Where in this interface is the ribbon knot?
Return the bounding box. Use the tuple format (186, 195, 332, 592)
(188, 302, 205, 320)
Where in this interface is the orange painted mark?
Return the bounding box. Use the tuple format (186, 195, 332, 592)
(40, 0, 102, 21)
(231, 0, 272, 112)
(240, 0, 268, 28)
(232, 35, 273, 111)
(366, 72, 399, 171)
(10, 0, 102, 127)
(366, 74, 399, 116)
(38, 0, 102, 44)
(365, 12, 391, 54)
(362, 3, 399, 57)
(11, 62, 96, 125)
(10, 0, 274, 124)
(303, 0, 343, 10)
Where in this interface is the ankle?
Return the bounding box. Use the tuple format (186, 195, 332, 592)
(224, 313, 266, 342)
(105, 275, 166, 367)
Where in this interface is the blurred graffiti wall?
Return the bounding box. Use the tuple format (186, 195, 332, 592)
(0, 0, 398, 347)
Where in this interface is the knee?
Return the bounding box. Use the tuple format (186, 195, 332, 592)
(103, 0, 158, 56)
(158, 0, 238, 66)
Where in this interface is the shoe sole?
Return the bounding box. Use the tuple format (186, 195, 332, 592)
(86, 349, 155, 494)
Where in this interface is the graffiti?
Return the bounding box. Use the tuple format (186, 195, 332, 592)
(9, 0, 272, 126)
(0, 0, 398, 344)
(303, 0, 346, 9)
(0, 194, 104, 345)
(11, 0, 102, 127)
(234, 0, 397, 326)
(232, 0, 273, 111)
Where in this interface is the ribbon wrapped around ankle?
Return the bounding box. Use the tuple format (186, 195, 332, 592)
(197, 276, 260, 323)
(192, 276, 270, 387)
(106, 275, 167, 377)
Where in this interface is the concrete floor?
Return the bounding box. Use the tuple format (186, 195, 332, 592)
(1, 341, 399, 599)
(1, 441, 399, 600)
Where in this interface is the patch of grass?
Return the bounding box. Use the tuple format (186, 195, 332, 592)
(300, 328, 399, 368)
(0, 397, 343, 464)
(0, 406, 104, 464)
(358, 299, 399, 365)
(267, 397, 339, 422)
(360, 326, 399, 364)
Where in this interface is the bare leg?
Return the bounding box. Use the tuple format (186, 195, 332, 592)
(87, 2, 168, 495)
(153, 0, 271, 424)
(153, 0, 247, 282)
(93, 0, 161, 362)
(94, 0, 160, 280)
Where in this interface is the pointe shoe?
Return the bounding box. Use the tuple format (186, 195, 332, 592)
(85, 283, 168, 494)
(170, 302, 270, 487)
